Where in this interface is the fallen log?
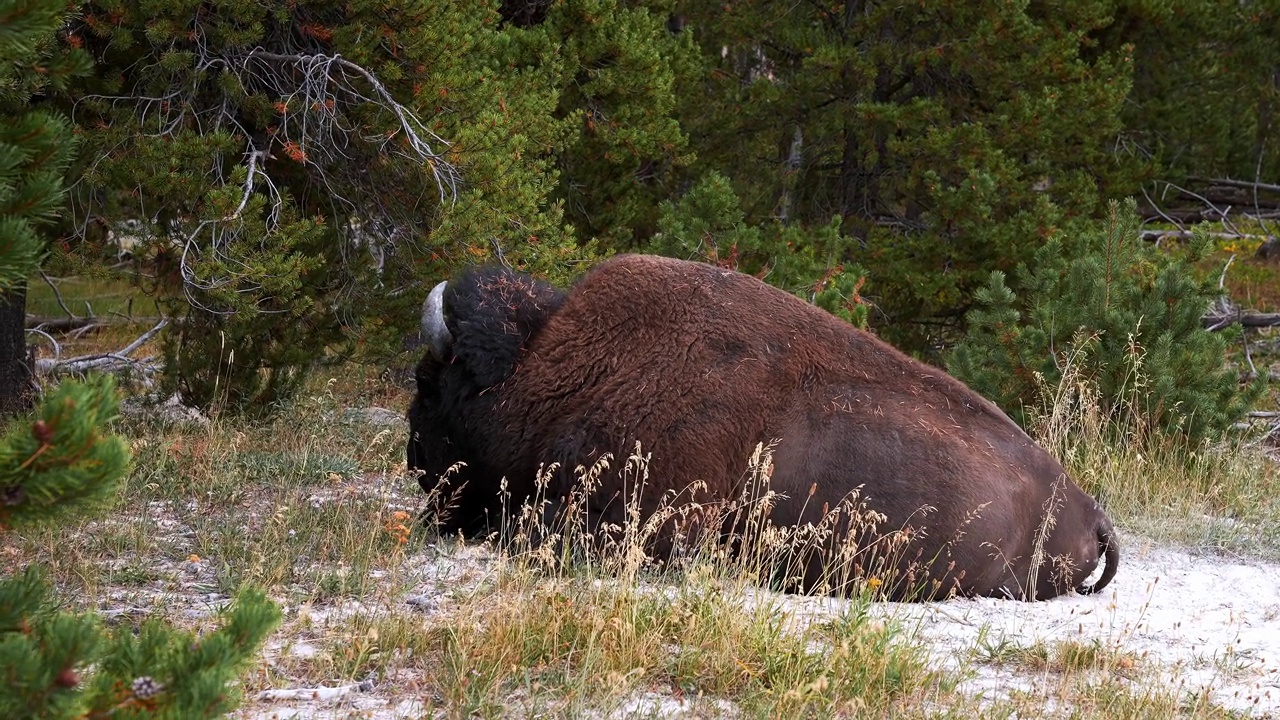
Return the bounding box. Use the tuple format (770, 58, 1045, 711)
(1139, 229, 1275, 245)
(25, 315, 97, 332)
(1203, 311, 1280, 330)
(1186, 177, 1280, 196)
(25, 314, 164, 332)
(33, 318, 168, 386)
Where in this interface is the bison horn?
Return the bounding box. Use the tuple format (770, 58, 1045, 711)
(421, 281, 454, 359)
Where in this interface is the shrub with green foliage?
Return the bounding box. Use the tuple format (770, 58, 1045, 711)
(155, 203, 346, 413)
(948, 200, 1263, 443)
(647, 172, 869, 327)
(0, 0, 94, 413)
(66, 0, 600, 409)
(0, 3, 276, 709)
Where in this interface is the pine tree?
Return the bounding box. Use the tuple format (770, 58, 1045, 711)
(0, 0, 91, 413)
(672, 0, 1145, 356)
(0, 3, 278, 715)
(947, 199, 1263, 443)
(1096, 0, 1280, 184)
(646, 171, 870, 326)
(498, 0, 697, 248)
(65, 0, 596, 409)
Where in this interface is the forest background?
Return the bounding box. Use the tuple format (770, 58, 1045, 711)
(5, 0, 1280, 427)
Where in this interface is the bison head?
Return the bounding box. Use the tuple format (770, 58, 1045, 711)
(407, 265, 566, 534)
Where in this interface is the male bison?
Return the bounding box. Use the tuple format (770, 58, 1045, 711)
(407, 254, 1119, 601)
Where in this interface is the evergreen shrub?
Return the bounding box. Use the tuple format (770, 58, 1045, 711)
(948, 199, 1263, 443)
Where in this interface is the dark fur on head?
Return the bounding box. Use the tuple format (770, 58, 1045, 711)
(407, 254, 1119, 600)
(408, 265, 565, 533)
(441, 265, 567, 388)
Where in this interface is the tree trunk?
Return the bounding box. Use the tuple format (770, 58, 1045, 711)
(0, 286, 33, 415)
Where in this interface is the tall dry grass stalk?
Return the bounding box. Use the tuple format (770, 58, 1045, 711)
(1027, 335, 1280, 556)
(473, 438, 978, 605)
(413, 443, 944, 717)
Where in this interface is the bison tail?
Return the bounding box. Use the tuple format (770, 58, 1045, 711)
(1076, 518, 1119, 595)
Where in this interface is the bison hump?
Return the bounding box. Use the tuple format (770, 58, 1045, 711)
(446, 265, 567, 388)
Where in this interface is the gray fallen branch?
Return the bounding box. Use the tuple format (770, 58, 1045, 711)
(1140, 229, 1275, 244)
(257, 677, 376, 702)
(1187, 176, 1280, 195)
(34, 318, 168, 382)
(25, 314, 167, 332)
(1237, 370, 1280, 386)
(26, 315, 97, 332)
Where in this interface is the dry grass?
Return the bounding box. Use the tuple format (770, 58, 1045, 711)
(1029, 342, 1280, 561)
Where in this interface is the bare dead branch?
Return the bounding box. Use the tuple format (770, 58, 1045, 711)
(489, 237, 511, 270)
(1188, 176, 1280, 195)
(71, 40, 461, 312)
(1161, 181, 1245, 237)
(257, 678, 374, 703)
(240, 49, 461, 201)
(119, 317, 167, 355)
(1141, 184, 1187, 236)
(25, 327, 60, 361)
(1140, 176, 1280, 227)
(223, 148, 269, 222)
(39, 272, 77, 321)
(1251, 152, 1279, 242)
(1203, 252, 1264, 374)
(25, 315, 100, 333)
(1219, 254, 1234, 291)
(34, 318, 168, 383)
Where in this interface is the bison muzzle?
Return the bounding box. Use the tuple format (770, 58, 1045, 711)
(407, 254, 1119, 601)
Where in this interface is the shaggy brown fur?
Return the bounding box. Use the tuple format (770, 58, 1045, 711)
(408, 254, 1119, 601)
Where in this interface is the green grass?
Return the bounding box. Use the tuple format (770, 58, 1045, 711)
(25, 273, 161, 321)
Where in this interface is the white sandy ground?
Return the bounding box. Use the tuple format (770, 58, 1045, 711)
(236, 537, 1280, 720)
(880, 538, 1280, 715)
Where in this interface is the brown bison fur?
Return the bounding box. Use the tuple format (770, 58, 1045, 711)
(407, 254, 1120, 601)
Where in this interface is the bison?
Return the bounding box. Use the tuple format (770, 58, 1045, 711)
(407, 254, 1119, 601)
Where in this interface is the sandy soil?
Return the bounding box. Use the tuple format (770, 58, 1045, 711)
(883, 537, 1280, 715)
(237, 537, 1280, 719)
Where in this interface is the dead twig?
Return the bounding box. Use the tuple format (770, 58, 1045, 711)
(25, 327, 61, 362)
(256, 677, 375, 702)
(1203, 311, 1280, 330)
(39, 272, 76, 321)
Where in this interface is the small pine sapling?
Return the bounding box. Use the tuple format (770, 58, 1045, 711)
(949, 199, 1264, 443)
